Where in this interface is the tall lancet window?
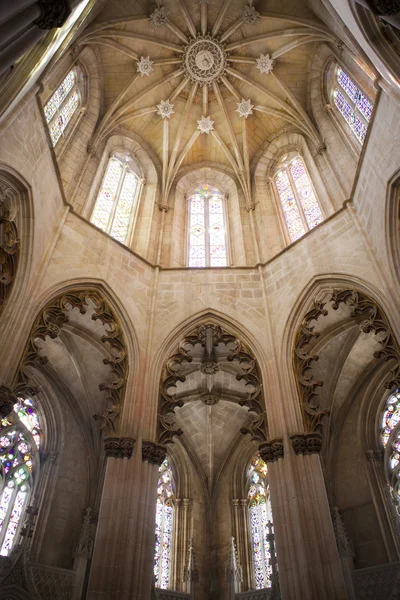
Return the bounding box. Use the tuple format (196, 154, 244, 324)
(380, 389, 400, 499)
(44, 69, 81, 146)
(154, 458, 175, 589)
(188, 185, 228, 267)
(0, 397, 41, 556)
(248, 453, 273, 589)
(274, 155, 324, 243)
(332, 66, 373, 144)
(91, 154, 140, 245)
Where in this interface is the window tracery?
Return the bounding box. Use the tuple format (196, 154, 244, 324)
(248, 453, 274, 589)
(188, 184, 228, 267)
(0, 396, 41, 556)
(332, 66, 373, 145)
(274, 155, 324, 243)
(381, 389, 400, 499)
(154, 458, 174, 589)
(44, 69, 81, 146)
(90, 154, 140, 245)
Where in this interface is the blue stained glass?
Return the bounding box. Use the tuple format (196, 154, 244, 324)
(154, 459, 174, 589)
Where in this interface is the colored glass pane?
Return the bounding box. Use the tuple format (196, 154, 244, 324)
(248, 453, 273, 590)
(188, 187, 227, 267)
(91, 159, 124, 232)
(44, 70, 75, 123)
(0, 487, 27, 556)
(290, 158, 323, 230)
(109, 171, 138, 243)
(49, 90, 80, 146)
(275, 169, 305, 242)
(333, 89, 368, 144)
(13, 398, 41, 449)
(337, 67, 373, 121)
(381, 391, 400, 447)
(0, 483, 14, 533)
(154, 459, 174, 589)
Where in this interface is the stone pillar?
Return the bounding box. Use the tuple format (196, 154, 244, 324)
(87, 437, 166, 600)
(260, 434, 348, 600)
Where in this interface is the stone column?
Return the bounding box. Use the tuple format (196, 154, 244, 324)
(87, 437, 166, 600)
(260, 435, 348, 600)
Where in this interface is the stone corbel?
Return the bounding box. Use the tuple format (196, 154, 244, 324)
(259, 438, 284, 463)
(142, 440, 167, 466)
(104, 436, 135, 459)
(290, 432, 323, 454)
(0, 384, 17, 418)
(34, 0, 71, 30)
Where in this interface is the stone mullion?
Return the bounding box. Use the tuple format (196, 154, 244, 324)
(240, 499, 252, 591)
(172, 498, 182, 591)
(231, 499, 241, 586)
(182, 498, 191, 588)
(365, 450, 400, 560)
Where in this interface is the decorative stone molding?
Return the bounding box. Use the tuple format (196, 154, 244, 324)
(104, 437, 135, 459)
(0, 184, 20, 315)
(294, 289, 400, 433)
(74, 507, 98, 558)
(34, 0, 71, 30)
(256, 53, 274, 75)
(159, 322, 267, 445)
(366, 449, 385, 462)
(259, 439, 284, 463)
(242, 5, 261, 24)
(11, 290, 128, 437)
(332, 506, 355, 558)
(142, 440, 167, 465)
(0, 384, 17, 418)
(197, 115, 214, 134)
(137, 56, 155, 77)
(290, 433, 323, 454)
(150, 7, 169, 27)
(364, 0, 400, 16)
(183, 36, 228, 85)
(236, 98, 254, 119)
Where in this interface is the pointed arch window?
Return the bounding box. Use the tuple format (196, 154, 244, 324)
(44, 69, 81, 146)
(188, 185, 228, 267)
(332, 66, 373, 145)
(248, 453, 274, 589)
(154, 458, 175, 589)
(0, 397, 41, 556)
(274, 155, 324, 243)
(380, 389, 400, 500)
(90, 153, 141, 245)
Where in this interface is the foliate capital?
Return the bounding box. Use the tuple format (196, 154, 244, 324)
(0, 385, 17, 418)
(104, 437, 135, 459)
(290, 434, 307, 455)
(259, 439, 284, 463)
(34, 0, 71, 30)
(141, 440, 167, 466)
(290, 433, 323, 455)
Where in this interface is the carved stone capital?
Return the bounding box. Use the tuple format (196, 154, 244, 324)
(232, 499, 240, 510)
(34, 0, 71, 29)
(183, 498, 191, 508)
(305, 432, 323, 454)
(0, 385, 17, 418)
(271, 438, 284, 460)
(259, 441, 274, 463)
(259, 439, 284, 462)
(142, 440, 167, 465)
(104, 437, 135, 459)
(290, 434, 308, 455)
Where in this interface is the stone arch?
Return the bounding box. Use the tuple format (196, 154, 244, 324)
(168, 165, 247, 267)
(385, 167, 400, 292)
(285, 274, 400, 568)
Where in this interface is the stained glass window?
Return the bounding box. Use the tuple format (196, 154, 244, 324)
(154, 458, 174, 589)
(248, 453, 274, 590)
(333, 66, 373, 144)
(188, 185, 227, 267)
(44, 70, 81, 146)
(0, 395, 41, 556)
(91, 155, 140, 245)
(275, 156, 323, 243)
(380, 390, 400, 500)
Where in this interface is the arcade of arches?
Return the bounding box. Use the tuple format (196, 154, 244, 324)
(0, 1, 400, 599)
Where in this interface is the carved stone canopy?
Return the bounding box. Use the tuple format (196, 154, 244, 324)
(293, 289, 400, 434)
(158, 322, 267, 491)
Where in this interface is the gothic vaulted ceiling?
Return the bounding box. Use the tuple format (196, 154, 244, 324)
(79, 0, 334, 207)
